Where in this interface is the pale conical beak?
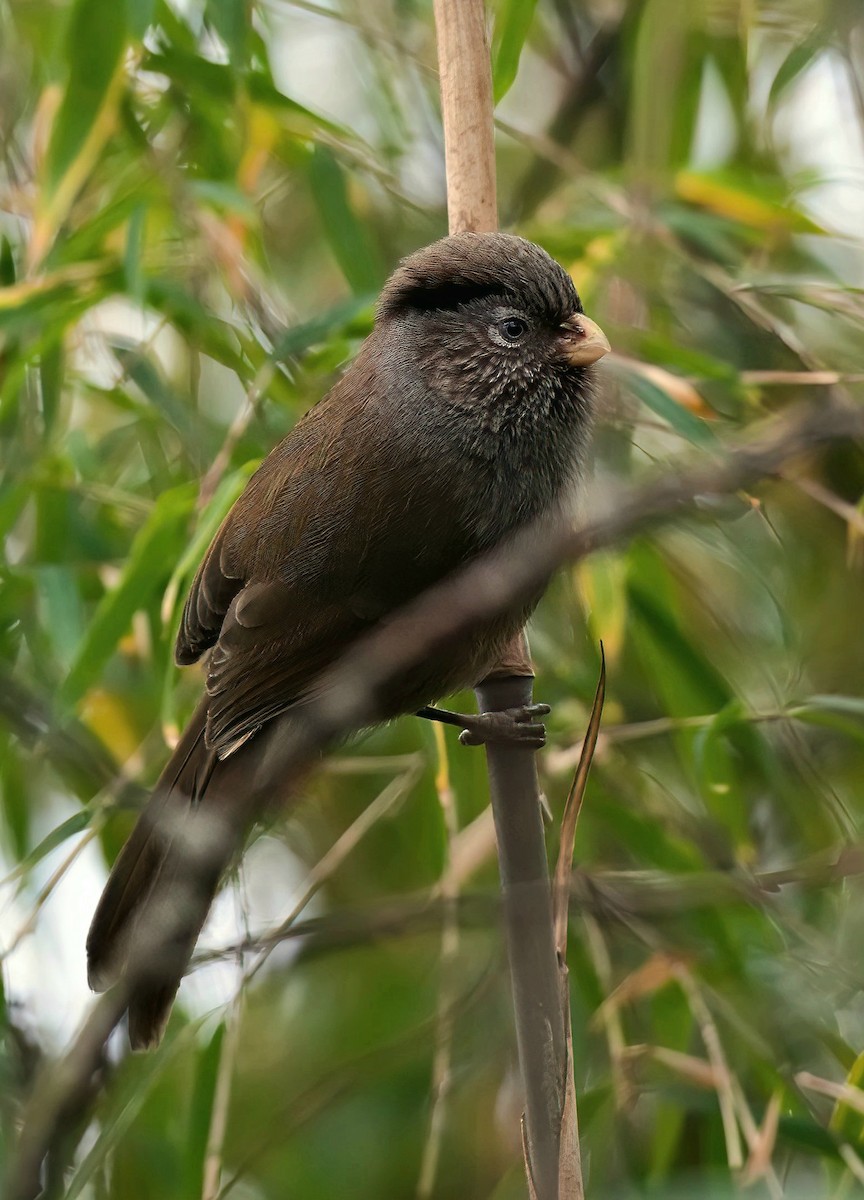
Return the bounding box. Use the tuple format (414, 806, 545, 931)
(561, 314, 611, 367)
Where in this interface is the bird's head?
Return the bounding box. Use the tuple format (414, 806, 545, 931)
(375, 232, 609, 425)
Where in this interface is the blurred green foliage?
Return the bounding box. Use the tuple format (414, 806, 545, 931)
(2, 0, 864, 1196)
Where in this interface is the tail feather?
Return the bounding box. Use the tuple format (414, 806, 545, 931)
(87, 698, 227, 1049)
(88, 697, 289, 1049)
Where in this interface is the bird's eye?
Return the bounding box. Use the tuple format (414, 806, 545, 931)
(498, 317, 528, 342)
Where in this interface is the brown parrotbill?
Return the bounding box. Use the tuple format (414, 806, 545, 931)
(87, 232, 610, 1048)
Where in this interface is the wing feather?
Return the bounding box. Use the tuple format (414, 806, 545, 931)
(173, 346, 477, 755)
(203, 581, 367, 756)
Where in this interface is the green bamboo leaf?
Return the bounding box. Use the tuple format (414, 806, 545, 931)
(828, 1049, 864, 1143)
(65, 1024, 202, 1200)
(182, 1023, 226, 1199)
(309, 145, 384, 295)
(628, 330, 738, 382)
(0, 267, 117, 337)
(125, 0, 155, 39)
(617, 363, 716, 446)
(271, 295, 373, 363)
(112, 345, 202, 450)
(710, 30, 749, 116)
(0, 482, 28, 543)
(123, 203, 147, 300)
(768, 28, 825, 109)
(629, 547, 730, 717)
(0, 737, 30, 859)
(38, 341, 64, 437)
(36, 565, 84, 669)
(798, 695, 864, 719)
(142, 48, 235, 102)
(144, 278, 255, 376)
(630, 0, 703, 173)
(691, 701, 750, 851)
(42, 0, 127, 196)
(34, 474, 73, 564)
(593, 796, 703, 871)
(649, 986, 694, 1177)
(189, 180, 257, 215)
(675, 172, 825, 235)
(790, 698, 864, 747)
(0, 236, 15, 286)
(776, 1115, 840, 1159)
(60, 483, 196, 707)
(161, 460, 257, 643)
(492, 0, 538, 102)
(8, 810, 91, 882)
(246, 75, 348, 139)
(206, 0, 247, 63)
(628, 549, 735, 808)
(663, 206, 748, 263)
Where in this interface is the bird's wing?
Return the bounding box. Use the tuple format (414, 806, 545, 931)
(176, 358, 377, 668)
(172, 329, 492, 756)
(201, 578, 367, 756)
(176, 415, 327, 665)
(175, 354, 461, 756)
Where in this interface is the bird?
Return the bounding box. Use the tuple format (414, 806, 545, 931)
(86, 231, 610, 1049)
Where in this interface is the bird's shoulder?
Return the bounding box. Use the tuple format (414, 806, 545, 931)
(176, 352, 383, 666)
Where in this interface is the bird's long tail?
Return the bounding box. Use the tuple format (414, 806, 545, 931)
(87, 697, 261, 1049)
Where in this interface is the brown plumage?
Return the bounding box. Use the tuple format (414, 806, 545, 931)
(87, 232, 609, 1048)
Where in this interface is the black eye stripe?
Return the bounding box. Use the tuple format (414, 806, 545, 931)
(387, 280, 500, 315)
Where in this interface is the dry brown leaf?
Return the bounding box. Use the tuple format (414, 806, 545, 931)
(623, 1044, 720, 1090)
(593, 951, 694, 1026)
(553, 648, 606, 957)
(618, 356, 716, 418)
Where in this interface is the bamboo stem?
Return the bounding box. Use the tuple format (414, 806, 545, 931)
(432, 0, 497, 235)
(476, 677, 567, 1198)
(432, 3, 572, 1195)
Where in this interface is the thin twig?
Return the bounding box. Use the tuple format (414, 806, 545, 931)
(2, 827, 99, 959)
(675, 965, 743, 1171)
(838, 1145, 864, 1189)
(201, 989, 245, 1200)
(197, 359, 276, 510)
(243, 759, 424, 986)
(736, 1082, 784, 1198)
(784, 471, 864, 537)
(185, 843, 864, 969)
(416, 726, 460, 1200)
(548, 705, 799, 775)
(582, 916, 632, 1110)
(742, 370, 864, 386)
(796, 1072, 864, 1115)
(211, 967, 500, 1200)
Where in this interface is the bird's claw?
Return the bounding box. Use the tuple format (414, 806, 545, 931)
(458, 703, 551, 749)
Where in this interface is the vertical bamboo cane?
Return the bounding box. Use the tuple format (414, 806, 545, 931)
(432, 4, 571, 1196)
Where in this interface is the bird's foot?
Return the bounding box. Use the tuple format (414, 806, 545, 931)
(459, 704, 550, 748)
(416, 704, 550, 749)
